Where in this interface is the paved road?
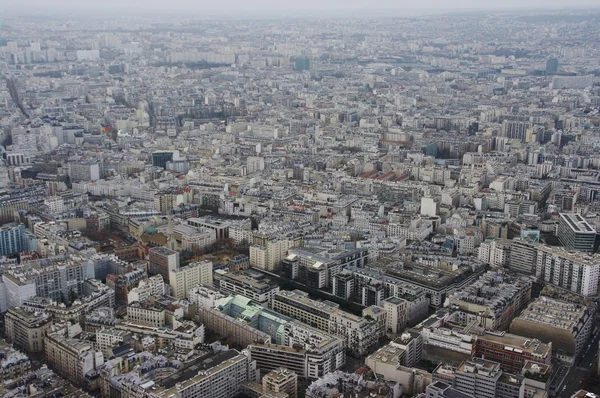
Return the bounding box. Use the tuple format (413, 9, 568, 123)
(557, 325, 599, 397)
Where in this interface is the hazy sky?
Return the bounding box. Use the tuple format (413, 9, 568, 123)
(2, 0, 600, 12)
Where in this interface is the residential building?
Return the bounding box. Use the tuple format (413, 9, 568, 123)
(0, 224, 37, 256)
(127, 301, 166, 327)
(45, 332, 104, 388)
(148, 247, 180, 281)
(4, 307, 52, 353)
(448, 271, 532, 331)
(169, 260, 213, 299)
(272, 290, 380, 355)
(509, 238, 538, 275)
(262, 367, 298, 398)
(144, 350, 257, 398)
(534, 245, 600, 296)
(432, 358, 525, 398)
(332, 270, 354, 299)
(188, 284, 226, 309)
(382, 296, 409, 334)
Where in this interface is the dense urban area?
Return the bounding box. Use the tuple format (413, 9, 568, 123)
(0, 7, 599, 398)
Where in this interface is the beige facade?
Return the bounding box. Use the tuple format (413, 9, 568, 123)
(45, 332, 104, 387)
(169, 260, 213, 299)
(262, 367, 298, 398)
(127, 303, 166, 327)
(250, 239, 294, 271)
(382, 296, 409, 334)
(5, 308, 52, 353)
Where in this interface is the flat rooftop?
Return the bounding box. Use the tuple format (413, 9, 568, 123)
(514, 296, 588, 332)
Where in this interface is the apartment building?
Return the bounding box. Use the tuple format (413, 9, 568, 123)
(448, 271, 532, 331)
(262, 367, 298, 398)
(382, 296, 409, 334)
(45, 332, 105, 387)
(127, 301, 166, 327)
(148, 247, 179, 282)
(534, 245, 600, 297)
(169, 260, 213, 299)
(144, 350, 257, 398)
(432, 358, 525, 398)
(188, 284, 226, 309)
(272, 290, 380, 356)
(366, 333, 424, 379)
(95, 329, 130, 356)
(250, 238, 295, 271)
(4, 308, 52, 353)
(127, 275, 166, 304)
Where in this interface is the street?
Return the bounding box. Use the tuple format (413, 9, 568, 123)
(556, 324, 600, 398)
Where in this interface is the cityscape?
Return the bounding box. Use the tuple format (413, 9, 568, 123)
(0, 2, 600, 398)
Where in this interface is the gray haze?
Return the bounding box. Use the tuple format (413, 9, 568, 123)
(2, 0, 600, 12)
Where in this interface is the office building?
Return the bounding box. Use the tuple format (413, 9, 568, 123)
(68, 159, 103, 182)
(214, 270, 280, 307)
(205, 295, 345, 379)
(545, 58, 558, 73)
(294, 56, 310, 71)
(152, 151, 174, 169)
(169, 260, 213, 299)
(557, 213, 598, 252)
(4, 308, 52, 353)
